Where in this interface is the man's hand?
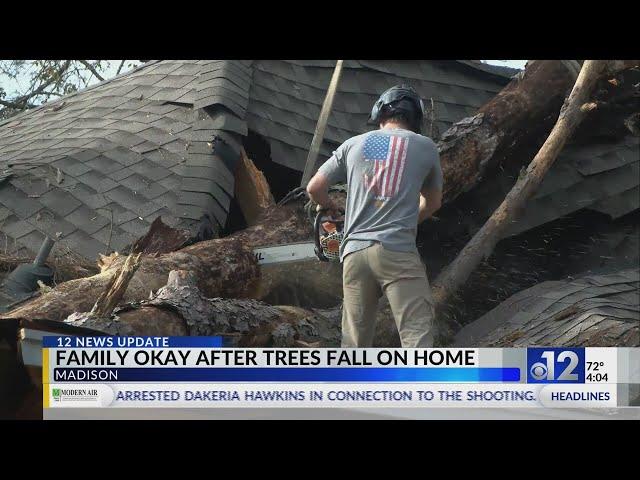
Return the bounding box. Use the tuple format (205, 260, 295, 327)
(316, 201, 339, 217)
(307, 172, 340, 216)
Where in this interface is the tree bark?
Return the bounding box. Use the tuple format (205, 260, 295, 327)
(4, 60, 632, 328)
(432, 60, 639, 307)
(437, 60, 580, 203)
(65, 270, 341, 347)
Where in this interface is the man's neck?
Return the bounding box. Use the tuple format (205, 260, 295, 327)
(381, 121, 409, 131)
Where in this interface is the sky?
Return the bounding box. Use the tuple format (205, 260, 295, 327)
(0, 60, 528, 101)
(485, 60, 527, 69)
(0, 60, 142, 100)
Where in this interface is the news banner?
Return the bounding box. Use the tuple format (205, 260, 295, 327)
(41, 336, 640, 419)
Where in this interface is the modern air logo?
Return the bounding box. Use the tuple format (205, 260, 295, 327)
(50, 388, 100, 403)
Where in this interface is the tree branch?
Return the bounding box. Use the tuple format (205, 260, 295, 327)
(78, 60, 105, 82)
(4, 60, 72, 110)
(0, 98, 36, 109)
(116, 60, 126, 75)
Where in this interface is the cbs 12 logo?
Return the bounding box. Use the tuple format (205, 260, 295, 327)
(527, 348, 585, 383)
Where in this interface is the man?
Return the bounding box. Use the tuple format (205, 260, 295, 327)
(306, 85, 443, 348)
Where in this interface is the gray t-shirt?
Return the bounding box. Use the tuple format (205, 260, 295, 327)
(317, 128, 442, 262)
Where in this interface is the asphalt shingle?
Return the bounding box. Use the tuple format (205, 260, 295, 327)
(129, 159, 173, 181)
(9, 175, 52, 197)
(63, 229, 109, 261)
(104, 185, 150, 211)
(119, 174, 167, 200)
(85, 155, 128, 175)
(119, 217, 151, 237)
(39, 188, 82, 217)
(0, 185, 44, 218)
(78, 170, 120, 193)
(65, 205, 112, 235)
(101, 202, 139, 226)
(27, 209, 78, 238)
(1, 216, 37, 240)
(16, 229, 49, 257)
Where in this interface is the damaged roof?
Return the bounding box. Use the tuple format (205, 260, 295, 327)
(0, 60, 252, 259)
(0, 60, 513, 261)
(510, 135, 639, 234)
(454, 268, 640, 347)
(453, 134, 640, 239)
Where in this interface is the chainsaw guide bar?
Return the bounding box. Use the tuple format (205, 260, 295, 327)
(253, 242, 317, 266)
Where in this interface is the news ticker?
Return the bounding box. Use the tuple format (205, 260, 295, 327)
(41, 336, 640, 410)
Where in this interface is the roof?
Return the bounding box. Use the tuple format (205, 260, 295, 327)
(456, 60, 521, 78)
(454, 268, 639, 347)
(0, 60, 252, 260)
(246, 59, 512, 170)
(0, 59, 512, 261)
(508, 135, 640, 236)
(456, 135, 640, 238)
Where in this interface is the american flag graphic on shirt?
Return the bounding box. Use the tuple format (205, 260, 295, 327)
(362, 134, 409, 200)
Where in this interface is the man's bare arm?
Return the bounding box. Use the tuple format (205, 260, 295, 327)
(418, 187, 442, 223)
(306, 172, 339, 212)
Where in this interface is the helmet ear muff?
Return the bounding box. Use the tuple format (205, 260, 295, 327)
(369, 98, 385, 125)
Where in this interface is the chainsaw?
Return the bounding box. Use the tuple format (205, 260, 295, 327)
(253, 207, 345, 266)
(314, 208, 345, 262)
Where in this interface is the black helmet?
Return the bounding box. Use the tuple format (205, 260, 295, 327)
(369, 84, 425, 133)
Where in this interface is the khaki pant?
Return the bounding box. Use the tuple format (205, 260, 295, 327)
(341, 243, 435, 348)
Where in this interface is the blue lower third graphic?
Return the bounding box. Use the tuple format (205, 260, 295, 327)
(53, 367, 521, 382)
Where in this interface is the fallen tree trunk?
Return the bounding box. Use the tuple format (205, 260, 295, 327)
(438, 60, 581, 203)
(1, 200, 316, 322)
(432, 60, 640, 308)
(3, 61, 622, 326)
(65, 270, 341, 347)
